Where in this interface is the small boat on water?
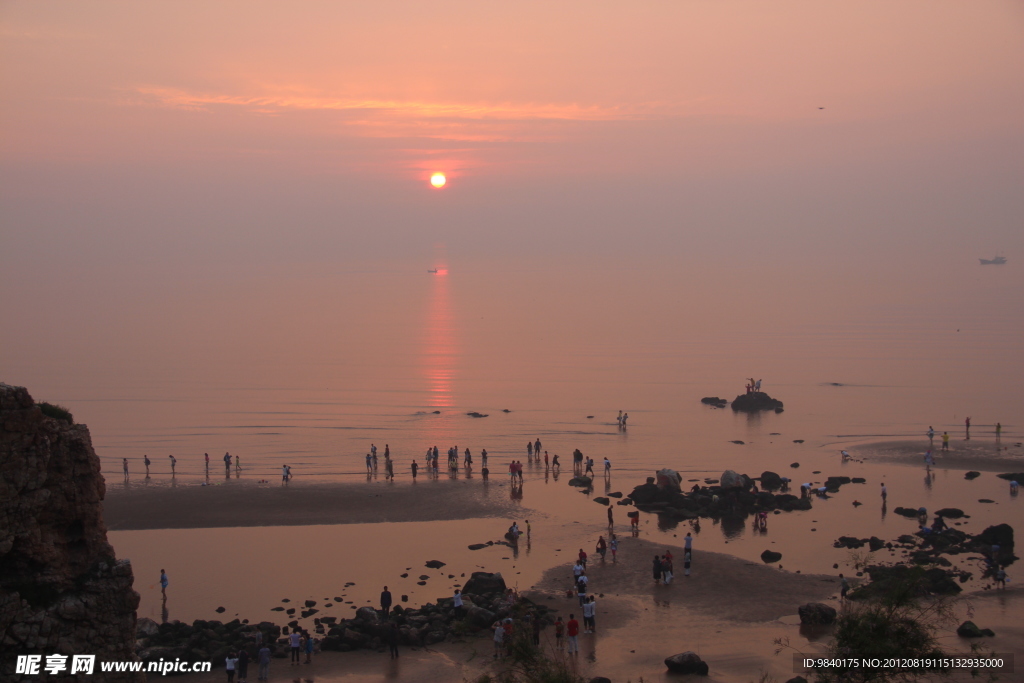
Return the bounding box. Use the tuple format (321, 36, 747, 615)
(427, 269, 438, 273)
(979, 256, 1006, 265)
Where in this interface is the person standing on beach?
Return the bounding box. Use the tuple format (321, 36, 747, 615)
(366, 453, 373, 473)
(236, 647, 249, 683)
(144, 455, 151, 477)
(610, 535, 618, 561)
(204, 452, 210, 471)
(288, 630, 300, 665)
(535, 438, 542, 458)
(607, 506, 614, 527)
(168, 455, 176, 475)
(464, 447, 472, 467)
(225, 652, 238, 682)
(554, 616, 565, 650)
(257, 643, 271, 681)
(583, 595, 597, 633)
(604, 457, 611, 474)
(880, 482, 887, 500)
(621, 413, 628, 427)
(411, 460, 418, 478)
(552, 454, 560, 470)
(942, 432, 950, 450)
(481, 449, 488, 468)
(224, 452, 231, 473)
(652, 555, 662, 584)
(160, 569, 168, 596)
(380, 586, 392, 617)
(385, 457, 394, 480)
(235, 455, 240, 472)
(123, 458, 129, 479)
(527, 441, 533, 459)
(492, 619, 505, 658)
(927, 426, 935, 440)
(596, 536, 607, 560)
(384, 443, 390, 461)
(684, 532, 693, 557)
(839, 574, 850, 601)
(684, 550, 691, 576)
(996, 422, 1002, 440)
(965, 417, 971, 436)
(566, 615, 580, 654)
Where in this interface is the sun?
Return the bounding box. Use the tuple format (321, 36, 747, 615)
(430, 172, 447, 189)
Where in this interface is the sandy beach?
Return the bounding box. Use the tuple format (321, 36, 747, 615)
(856, 440, 1024, 473)
(103, 480, 523, 530)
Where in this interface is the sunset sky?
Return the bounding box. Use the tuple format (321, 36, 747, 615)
(3, 0, 1022, 278)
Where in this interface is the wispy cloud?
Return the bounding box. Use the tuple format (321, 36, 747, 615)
(131, 85, 661, 123)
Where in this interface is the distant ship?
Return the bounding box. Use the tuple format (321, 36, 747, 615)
(427, 269, 438, 273)
(979, 256, 1006, 265)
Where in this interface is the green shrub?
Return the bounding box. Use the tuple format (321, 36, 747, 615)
(38, 402, 73, 424)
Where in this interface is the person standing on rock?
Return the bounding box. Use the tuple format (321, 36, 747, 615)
(566, 614, 580, 654)
(453, 589, 464, 619)
(380, 586, 393, 616)
(160, 569, 168, 596)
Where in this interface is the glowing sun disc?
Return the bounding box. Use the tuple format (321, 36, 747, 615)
(430, 173, 447, 188)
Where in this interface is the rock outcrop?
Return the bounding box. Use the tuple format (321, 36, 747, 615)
(665, 651, 709, 675)
(798, 603, 837, 625)
(0, 383, 142, 681)
(731, 391, 784, 412)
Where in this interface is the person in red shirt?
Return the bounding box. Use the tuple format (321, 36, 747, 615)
(578, 549, 587, 568)
(566, 615, 580, 654)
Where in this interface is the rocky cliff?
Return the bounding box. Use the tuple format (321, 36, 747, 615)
(0, 383, 143, 681)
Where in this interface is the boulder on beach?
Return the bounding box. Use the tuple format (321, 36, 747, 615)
(975, 524, 1014, 549)
(719, 470, 746, 489)
(790, 462, 800, 467)
(466, 605, 497, 628)
(786, 678, 809, 683)
(934, 508, 965, 519)
(463, 572, 506, 596)
(594, 497, 610, 505)
(798, 603, 837, 625)
(425, 560, 446, 569)
(569, 475, 593, 487)
(997, 472, 1024, 482)
(964, 471, 981, 480)
(665, 651, 709, 675)
(355, 607, 379, 624)
(656, 468, 681, 490)
(731, 391, 784, 412)
(468, 543, 487, 551)
(956, 621, 995, 638)
(761, 550, 782, 563)
(760, 471, 784, 490)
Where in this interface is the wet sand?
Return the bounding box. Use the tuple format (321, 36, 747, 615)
(525, 535, 837, 623)
(104, 480, 521, 530)
(856, 439, 1024, 472)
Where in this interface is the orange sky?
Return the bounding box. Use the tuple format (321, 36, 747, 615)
(1, 0, 1023, 270)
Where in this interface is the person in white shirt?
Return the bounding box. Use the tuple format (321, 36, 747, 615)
(289, 631, 301, 665)
(582, 596, 597, 633)
(225, 653, 238, 682)
(453, 589, 464, 619)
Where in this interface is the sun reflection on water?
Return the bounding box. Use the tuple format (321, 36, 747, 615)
(423, 268, 456, 408)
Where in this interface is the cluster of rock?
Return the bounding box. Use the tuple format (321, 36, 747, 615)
(628, 469, 816, 522)
(1, 384, 143, 682)
(837, 523, 1014, 597)
(318, 572, 557, 652)
(136, 617, 280, 668)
